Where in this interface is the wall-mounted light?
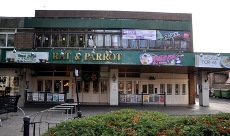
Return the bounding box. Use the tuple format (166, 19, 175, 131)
(77, 49, 81, 57)
(92, 48, 95, 55)
(199, 53, 203, 57)
(204, 72, 209, 82)
(143, 50, 147, 57)
(60, 49, 65, 58)
(217, 53, 220, 57)
(31, 49, 36, 57)
(179, 50, 184, 57)
(13, 48, 17, 53)
(109, 49, 112, 54)
(112, 73, 116, 81)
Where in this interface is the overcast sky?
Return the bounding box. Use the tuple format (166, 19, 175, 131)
(1, 0, 229, 53)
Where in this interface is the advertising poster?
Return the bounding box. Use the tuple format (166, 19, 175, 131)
(47, 93, 53, 102)
(149, 95, 154, 102)
(143, 95, 149, 102)
(59, 94, 65, 102)
(130, 95, 137, 102)
(140, 54, 182, 65)
(122, 29, 156, 40)
(137, 95, 142, 102)
(32, 93, 38, 101)
(38, 93, 44, 101)
(53, 93, 59, 101)
(119, 95, 126, 102)
(27, 93, 33, 101)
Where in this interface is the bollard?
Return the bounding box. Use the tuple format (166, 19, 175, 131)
(77, 111, 82, 118)
(23, 116, 30, 136)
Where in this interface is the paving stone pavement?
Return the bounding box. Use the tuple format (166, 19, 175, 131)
(0, 97, 229, 136)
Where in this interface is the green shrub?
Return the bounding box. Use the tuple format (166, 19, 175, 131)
(42, 109, 230, 136)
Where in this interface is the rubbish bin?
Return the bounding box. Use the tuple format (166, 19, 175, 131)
(221, 90, 230, 98)
(214, 90, 221, 98)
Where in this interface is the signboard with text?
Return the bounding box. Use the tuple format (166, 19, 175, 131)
(6, 51, 49, 63)
(195, 54, 230, 68)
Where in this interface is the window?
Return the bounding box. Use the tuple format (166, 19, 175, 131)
(142, 85, 147, 93)
(37, 80, 43, 91)
(148, 84, 154, 94)
(54, 80, 61, 93)
(52, 34, 59, 47)
(160, 84, 165, 94)
(101, 81, 107, 94)
(126, 81, 132, 94)
(43, 34, 50, 47)
(36, 34, 42, 47)
(93, 81, 99, 93)
(167, 84, 172, 95)
(69, 34, 77, 47)
(94, 34, 103, 47)
(175, 84, 180, 95)
(119, 81, 124, 93)
(149, 40, 156, 49)
(182, 84, 186, 95)
(84, 81, 89, 93)
(112, 35, 120, 48)
(45, 80, 52, 92)
(105, 34, 111, 47)
(0, 34, 6, 47)
(78, 34, 85, 47)
(0, 34, 14, 47)
(7, 34, 14, 47)
(60, 34, 67, 47)
(134, 81, 139, 94)
(139, 40, 147, 49)
(122, 39, 128, 48)
(130, 39, 138, 48)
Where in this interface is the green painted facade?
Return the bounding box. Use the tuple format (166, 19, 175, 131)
(24, 18, 192, 31)
(1, 49, 195, 66)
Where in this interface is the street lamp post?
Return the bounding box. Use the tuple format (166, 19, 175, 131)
(75, 69, 82, 118)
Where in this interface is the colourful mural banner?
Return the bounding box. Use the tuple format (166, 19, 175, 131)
(157, 30, 190, 41)
(122, 29, 156, 40)
(140, 53, 182, 65)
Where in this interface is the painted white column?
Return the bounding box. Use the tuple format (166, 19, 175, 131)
(109, 69, 118, 105)
(199, 71, 209, 106)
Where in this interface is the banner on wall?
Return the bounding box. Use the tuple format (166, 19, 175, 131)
(140, 53, 183, 65)
(6, 51, 49, 63)
(195, 54, 230, 68)
(122, 29, 156, 40)
(157, 30, 190, 41)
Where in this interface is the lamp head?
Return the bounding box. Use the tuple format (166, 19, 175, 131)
(75, 69, 78, 77)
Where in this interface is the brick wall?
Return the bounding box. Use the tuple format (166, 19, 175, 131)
(208, 73, 230, 89)
(14, 33, 34, 49)
(189, 73, 196, 104)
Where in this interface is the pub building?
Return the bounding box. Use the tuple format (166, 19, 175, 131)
(1, 10, 229, 107)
